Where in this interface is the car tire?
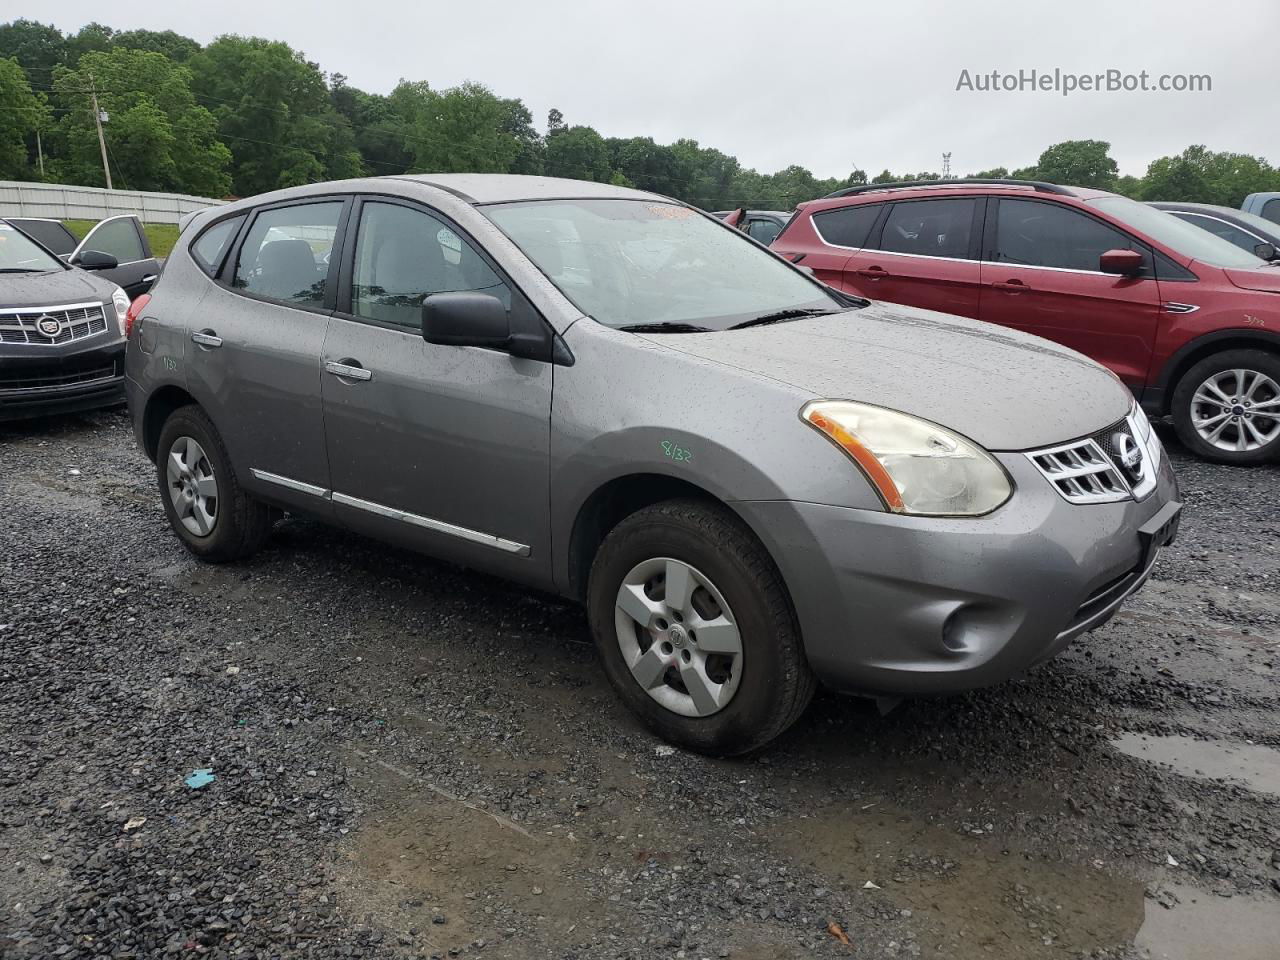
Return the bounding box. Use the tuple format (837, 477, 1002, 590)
(1171, 349, 1280, 464)
(156, 405, 273, 562)
(587, 498, 816, 756)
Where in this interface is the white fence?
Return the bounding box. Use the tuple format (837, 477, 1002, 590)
(0, 181, 226, 224)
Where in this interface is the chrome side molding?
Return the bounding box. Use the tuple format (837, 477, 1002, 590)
(250, 469, 329, 497)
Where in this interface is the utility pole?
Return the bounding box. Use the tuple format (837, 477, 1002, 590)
(35, 129, 44, 178)
(88, 74, 112, 190)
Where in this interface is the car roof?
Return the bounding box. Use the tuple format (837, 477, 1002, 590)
(388, 173, 667, 204)
(1149, 201, 1242, 216)
(799, 181, 1110, 213)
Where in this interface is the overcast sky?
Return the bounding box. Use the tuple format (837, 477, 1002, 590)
(31, 0, 1279, 179)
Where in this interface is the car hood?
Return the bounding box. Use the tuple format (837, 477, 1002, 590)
(1223, 267, 1280, 294)
(640, 301, 1132, 451)
(0, 268, 117, 309)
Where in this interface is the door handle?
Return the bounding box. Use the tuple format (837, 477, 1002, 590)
(141, 274, 158, 284)
(325, 359, 372, 382)
(191, 330, 222, 348)
(854, 266, 888, 280)
(993, 279, 1029, 294)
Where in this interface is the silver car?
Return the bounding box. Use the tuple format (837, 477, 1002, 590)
(125, 175, 1181, 755)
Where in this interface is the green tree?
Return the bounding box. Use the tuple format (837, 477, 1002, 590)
(1141, 145, 1280, 207)
(190, 35, 352, 194)
(51, 48, 230, 194)
(388, 79, 521, 174)
(1032, 139, 1118, 189)
(970, 166, 1009, 179)
(112, 29, 200, 62)
(0, 19, 68, 79)
(0, 57, 49, 178)
(66, 22, 114, 63)
(545, 125, 612, 182)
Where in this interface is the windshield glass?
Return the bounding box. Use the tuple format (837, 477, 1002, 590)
(1088, 197, 1267, 269)
(0, 221, 64, 272)
(484, 199, 839, 329)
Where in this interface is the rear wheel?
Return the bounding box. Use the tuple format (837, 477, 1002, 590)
(156, 405, 273, 561)
(587, 499, 815, 756)
(1171, 350, 1280, 464)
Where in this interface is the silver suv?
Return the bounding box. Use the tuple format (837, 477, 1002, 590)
(125, 175, 1181, 755)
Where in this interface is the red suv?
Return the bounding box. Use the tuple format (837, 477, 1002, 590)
(772, 179, 1280, 464)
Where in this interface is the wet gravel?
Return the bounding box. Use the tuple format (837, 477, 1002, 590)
(1, 410, 1278, 959)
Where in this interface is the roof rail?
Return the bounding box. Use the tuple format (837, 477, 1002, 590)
(823, 178, 1076, 199)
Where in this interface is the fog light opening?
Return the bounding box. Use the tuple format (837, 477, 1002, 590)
(941, 608, 969, 654)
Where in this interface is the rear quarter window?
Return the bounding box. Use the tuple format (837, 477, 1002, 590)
(191, 216, 245, 276)
(811, 204, 882, 248)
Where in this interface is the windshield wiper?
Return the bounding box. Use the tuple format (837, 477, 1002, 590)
(728, 308, 837, 330)
(617, 321, 714, 334)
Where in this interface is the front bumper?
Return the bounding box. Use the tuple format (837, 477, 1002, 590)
(0, 337, 126, 421)
(733, 448, 1180, 696)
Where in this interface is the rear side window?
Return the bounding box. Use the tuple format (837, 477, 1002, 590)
(1264, 198, 1280, 226)
(10, 219, 77, 256)
(351, 201, 510, 328)
(233, 202, 342, 307)
(878, 198, 975, 259)
(191, 216, 244, 276)
(994, 199, 1146, 274)
(83, 217, 145, 263)
(812, 204, 881, 248)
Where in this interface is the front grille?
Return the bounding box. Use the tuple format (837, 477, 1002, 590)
(1028, 414, 1158, 505)
(1028, 436, 1130, 504)
(0, 303, 110, 345)
(0, 362, 119, 394)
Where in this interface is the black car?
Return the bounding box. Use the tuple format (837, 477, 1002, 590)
(1149, 202, 1280, 261)
(0, 220, 132, 420)
(6, 215, 161, 299)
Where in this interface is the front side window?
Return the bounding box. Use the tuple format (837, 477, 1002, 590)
(81, 217, 145, 263)
(1172, 214, 1262, 253)
(877, 198, 975, 259)
(234, 202, 342, 307)
(0, 221, 64, 272)
(994, 199, 1147, 273)
(485, 199, 838, 330)
(191, 216, 245, 276)
(1087, 195, 1264, 269)
(746, 217, 783, 245)
(351, 202, 510, 329)
(812, 204, 882, 248)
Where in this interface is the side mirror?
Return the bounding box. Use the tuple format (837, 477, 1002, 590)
(1099, 249, 1144, 277)
(421, 292, 510, 349)
(1254, 241, 1278, 262)
(73, 249, 119, 271)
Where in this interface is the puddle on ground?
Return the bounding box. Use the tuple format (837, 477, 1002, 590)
(1111, 733, 1280, 797)
(1136, 883, 1280, 960)
(776, 805, 1143, 959)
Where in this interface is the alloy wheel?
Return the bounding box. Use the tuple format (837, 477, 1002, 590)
(165, 436, 219, 536)
(613, 557, 744, 718)
(1190, 368, 1280, 453)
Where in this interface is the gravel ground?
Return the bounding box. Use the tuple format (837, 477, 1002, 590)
(1, 410, 1277, 959)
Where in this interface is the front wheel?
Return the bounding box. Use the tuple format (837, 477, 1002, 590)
(587, 499, 815, 756)
(1171, 350, 1280, 464)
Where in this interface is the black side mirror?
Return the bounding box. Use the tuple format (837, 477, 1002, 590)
(421, 292, 510, 349)
(73, 249, 119, 271)
(1254, 241, 1278, 262)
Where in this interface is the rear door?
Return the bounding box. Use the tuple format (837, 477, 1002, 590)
(796, 203, 884, 288)
(841, 196, 984, 318)
(72, 215, 161, 298)
(977, 197, 1161, 390)
(185, 197, 349, 513)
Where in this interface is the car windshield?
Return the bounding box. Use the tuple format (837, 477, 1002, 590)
(484, 199, 839, 329)
(1089, 197, 1267, 269)
(0, 221, 64, 272)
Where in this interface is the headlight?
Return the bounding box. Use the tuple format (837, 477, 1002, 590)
(801, 400, 1012, 516)
(1130, 402, 1162, 467)
(110, 287, 130, 337)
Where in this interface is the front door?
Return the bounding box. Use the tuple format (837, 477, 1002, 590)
(841, 196, 984, 318)
(73, 215, 161, 298)
(186, 197, 348, 513)
(321, 197, 553, 586)
(978, 197, 1161, 391)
